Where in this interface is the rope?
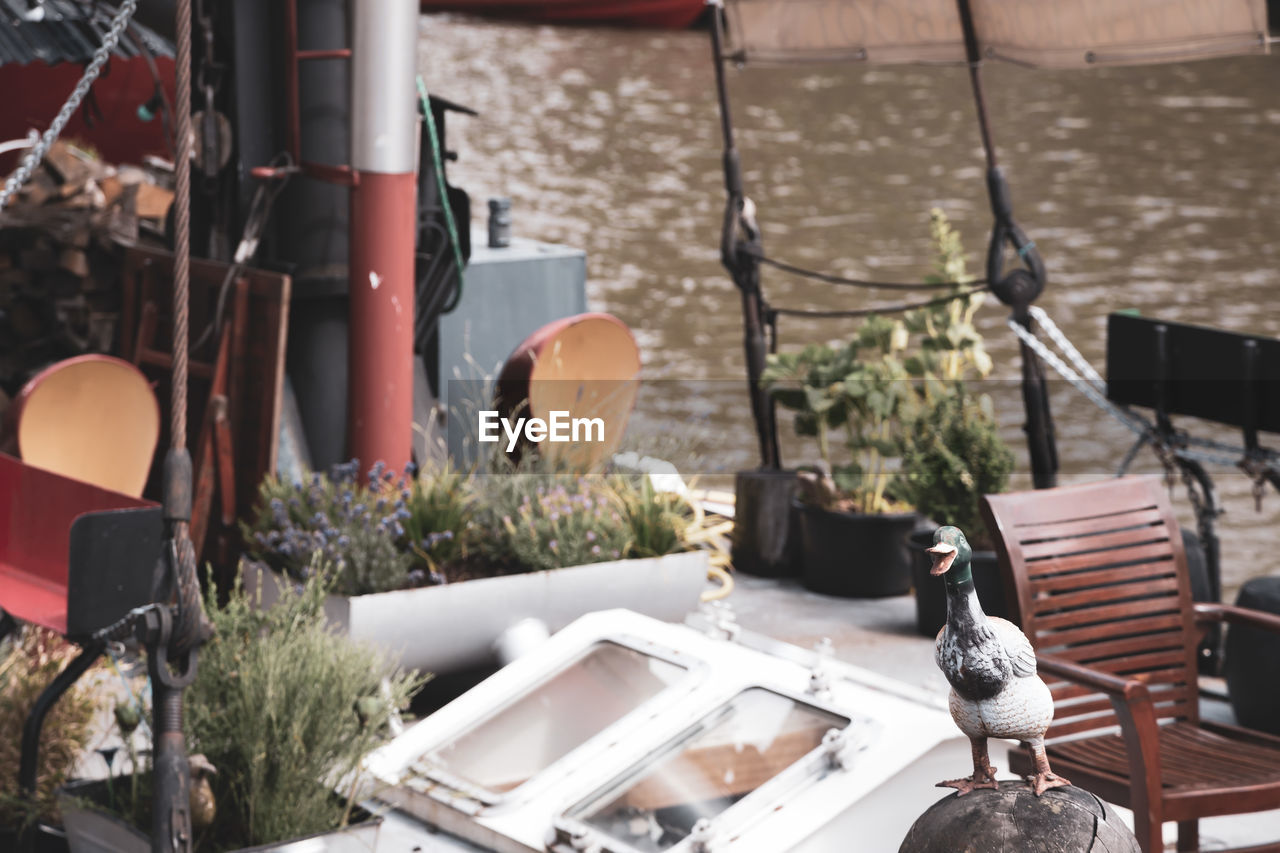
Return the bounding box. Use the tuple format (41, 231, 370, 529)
(0, 0, 139, 212)
(416, 76, 466, 312)
(748, 248, 984, 291)
(769, 285, 989, 319)
(1007, 306, 1280, 471)
(169, 0, 208, 658)
(173, 0, 192, 451)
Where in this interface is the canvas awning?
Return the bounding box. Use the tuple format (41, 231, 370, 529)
(721, 0, 1269, 68)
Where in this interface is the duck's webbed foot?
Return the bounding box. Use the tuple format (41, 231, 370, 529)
(1026, 739, 1071, 797)
(937, 737, 999, 796)
(1029, 771, 1071, 796)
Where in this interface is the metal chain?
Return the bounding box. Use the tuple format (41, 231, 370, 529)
(0, 0, 139, 212)
(1006, 311, 1269, 470)
(1026, 306, 1280, 464)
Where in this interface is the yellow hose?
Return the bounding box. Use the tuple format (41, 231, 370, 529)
(701, 564, 735, 602)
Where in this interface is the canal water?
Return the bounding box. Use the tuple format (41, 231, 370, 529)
(417, 14, 1280, 597)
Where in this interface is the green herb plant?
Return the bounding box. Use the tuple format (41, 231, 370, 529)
(762, 314, 913, 514)
(180, 566, 423, 850)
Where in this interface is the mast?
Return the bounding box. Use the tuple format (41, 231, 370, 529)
(708, 0, 780, 470)
(955, 0, 1058, 489)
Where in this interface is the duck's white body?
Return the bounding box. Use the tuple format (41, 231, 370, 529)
(935, 592, 1055, 743)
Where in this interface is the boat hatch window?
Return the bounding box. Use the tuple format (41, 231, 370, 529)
(566, 687, 848, 851)
(425, 641, 688, 795)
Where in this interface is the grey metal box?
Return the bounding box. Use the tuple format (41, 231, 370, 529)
(434, 230, 587, 465)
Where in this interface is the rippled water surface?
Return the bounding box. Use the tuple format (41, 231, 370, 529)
(418, 15, 1280, 596)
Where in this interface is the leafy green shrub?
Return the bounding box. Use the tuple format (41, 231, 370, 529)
(180, 570, 424, 850)
(0, 628, 97, 828)
(894, 393, 1014, 548)
(762, 314, 913, 514)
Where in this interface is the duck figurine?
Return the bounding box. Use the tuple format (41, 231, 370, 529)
(928, 525, 1069, 797)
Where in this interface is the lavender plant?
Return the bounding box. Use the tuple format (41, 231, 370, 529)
(244, 461, 415, 596)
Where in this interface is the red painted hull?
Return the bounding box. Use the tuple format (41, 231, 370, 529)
(0, 59, 175, 174)
(419, 0, 704, 29)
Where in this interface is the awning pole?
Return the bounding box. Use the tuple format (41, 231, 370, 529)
(708, 0, 780, 470)
(955, 0, 1058, 489)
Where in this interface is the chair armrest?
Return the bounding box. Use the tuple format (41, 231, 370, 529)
(1036, 653, 1151, 700)
(1036, 651, 1164, 820)
(1193, 602, 1280, 634)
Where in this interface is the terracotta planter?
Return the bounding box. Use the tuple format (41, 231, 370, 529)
(793, 501, 917, 598)
(242, 550, 710, 674)
(57, 779, 381, 853)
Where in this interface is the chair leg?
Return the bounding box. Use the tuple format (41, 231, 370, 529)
(18, 641, 104, 796)
(1133, 809, 1163, 853)
(1177, 821, 1198, 852)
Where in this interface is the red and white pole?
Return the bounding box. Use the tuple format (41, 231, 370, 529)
(348, 0, 419, 472)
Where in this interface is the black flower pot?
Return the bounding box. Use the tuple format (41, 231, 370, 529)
(731, 469, 800, 578)
(794, 501, 916, 598)
(908, 529, 1009, 637)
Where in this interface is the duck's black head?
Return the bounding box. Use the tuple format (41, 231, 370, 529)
(927, 525, 973, 588)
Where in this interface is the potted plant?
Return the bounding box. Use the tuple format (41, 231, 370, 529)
(891, 208, 1014, 635)
(896, 393, 1014, 635)
(240, 457, 713, 675)
(58, 571, 423, 852)
(0, 626, 97, 853)
(762, 314, 919, 597)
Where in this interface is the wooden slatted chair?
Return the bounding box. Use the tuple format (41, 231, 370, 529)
(982, 477, 1280, 853)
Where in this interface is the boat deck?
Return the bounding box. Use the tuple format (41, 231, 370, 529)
(64, 576, 1280, 851)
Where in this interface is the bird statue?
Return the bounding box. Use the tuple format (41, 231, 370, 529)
(927, 525, 1069, 797)
(188, 753, 218, 831)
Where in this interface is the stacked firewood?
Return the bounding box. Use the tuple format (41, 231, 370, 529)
(0, 141, 173, 397)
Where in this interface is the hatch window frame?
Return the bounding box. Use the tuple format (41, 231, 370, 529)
(409, 632, 709, 810)
(547, 682, 860, 853)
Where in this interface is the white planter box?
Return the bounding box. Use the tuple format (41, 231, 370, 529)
(243, 551, 710, 674)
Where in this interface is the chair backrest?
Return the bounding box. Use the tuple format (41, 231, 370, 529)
(10, 355, 160, 497)
(981, 477, 1200, 742)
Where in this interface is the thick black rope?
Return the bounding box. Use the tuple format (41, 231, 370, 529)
(745, 247, 986, 291)
(767, 284, 989, 320)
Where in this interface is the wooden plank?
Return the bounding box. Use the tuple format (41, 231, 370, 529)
(1035, 612, 1184, 650)
(1035, 595, 1183, 632)
(1020, 524, 1170, 561)
(1030, 560, 1177, 594)
(1031, 575, 1180, 615)
(1016, 506, 1164, 545)
(1027, 541, 1174, 578)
